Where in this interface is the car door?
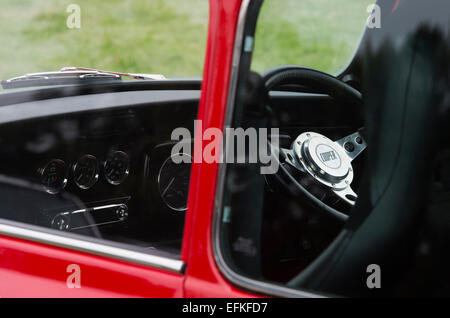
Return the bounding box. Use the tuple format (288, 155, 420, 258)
(187, 0, 450, 298)
(181, 0, 261, 298)
(0, 232, 184, 297)
(0, 0, 210, 298)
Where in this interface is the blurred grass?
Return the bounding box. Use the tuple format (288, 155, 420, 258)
(252, 0, 374, 74)
(0, 0, 372, 82)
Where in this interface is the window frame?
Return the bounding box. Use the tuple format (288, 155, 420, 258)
(211, 0, 366, 298)
(211, 0, 319, 298)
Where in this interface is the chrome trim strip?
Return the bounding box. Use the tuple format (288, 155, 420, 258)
(0, 222, 185, 273)
(52, 203, 128, 230)
(212, 0, 321, 298)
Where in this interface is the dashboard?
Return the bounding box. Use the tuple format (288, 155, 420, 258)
(0, 87, 200, 254)
(0, 84, 364, 259)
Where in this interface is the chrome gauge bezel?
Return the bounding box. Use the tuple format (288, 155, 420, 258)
(72, 154, 100, 190)
(40, 159, 69, 194)
(104, 151, 130, 186)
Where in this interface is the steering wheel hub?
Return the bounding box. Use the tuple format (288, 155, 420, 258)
(293, 132, 353, 190)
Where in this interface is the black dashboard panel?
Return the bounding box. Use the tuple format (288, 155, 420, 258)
(0, 85, 364, 257)
(0, 88, 199, 252)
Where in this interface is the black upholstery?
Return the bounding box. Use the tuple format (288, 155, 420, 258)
(288, 0, 449, 296)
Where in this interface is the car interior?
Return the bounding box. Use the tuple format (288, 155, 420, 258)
(0, 0, 448, 298)
(218, 0, 450, 297)
(0, 81, 201, 257)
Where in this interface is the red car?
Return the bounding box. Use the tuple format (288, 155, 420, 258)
(0, 0, 449, 298)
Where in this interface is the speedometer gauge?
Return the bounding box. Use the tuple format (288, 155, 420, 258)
(73, 154, 99, 189)
(158, 153, 192, 212)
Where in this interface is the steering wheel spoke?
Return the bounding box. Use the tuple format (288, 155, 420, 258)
(332, 185, 358, 206)
(280, 147, 304, 172)
(334, 129, 366, 162)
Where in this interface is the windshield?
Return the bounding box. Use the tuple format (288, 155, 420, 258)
(0, 0, 209, 87)
(1, 0, 373, 90)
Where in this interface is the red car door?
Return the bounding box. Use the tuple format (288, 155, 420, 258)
(0, 0, 255, 298)
(0, 1, 213, 299)
(0, 233, 184, 297)
(182, 0, 259, 298)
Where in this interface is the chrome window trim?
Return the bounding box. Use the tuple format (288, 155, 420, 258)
(0, 221, 184, 273)
(212, 0, 321, 298)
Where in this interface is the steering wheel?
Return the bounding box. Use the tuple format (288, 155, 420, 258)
(262, 66, 366, 222)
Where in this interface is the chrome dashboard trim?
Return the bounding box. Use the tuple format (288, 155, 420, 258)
(51, 203, 129, 231)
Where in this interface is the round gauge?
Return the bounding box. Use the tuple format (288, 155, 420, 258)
(158, 153, 192, 212)
(40, 159, 68, 194)
(73, 154, 99, 189)
(104, 151, 130, 185)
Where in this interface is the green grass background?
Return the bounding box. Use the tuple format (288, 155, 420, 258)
(0, 0, 373, 83)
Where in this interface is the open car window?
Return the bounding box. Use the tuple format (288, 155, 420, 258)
(216, 0, 372, 295)
(217, 0, 371, 294)
(217, 0, 450, 298)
